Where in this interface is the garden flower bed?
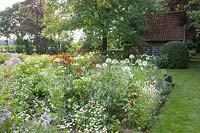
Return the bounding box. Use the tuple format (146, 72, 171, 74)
(0, 52, 171, 132)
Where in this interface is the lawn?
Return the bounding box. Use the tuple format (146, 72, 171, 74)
(149, 60, 200, 133)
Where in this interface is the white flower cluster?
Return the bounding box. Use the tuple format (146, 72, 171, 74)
(140, 80, 160, 102)
(64, 101, 107, 132)
(96, 57, 133, 69)
(74, 54, 84, 60)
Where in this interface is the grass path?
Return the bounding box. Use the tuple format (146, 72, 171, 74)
(149, 60, 200, 133)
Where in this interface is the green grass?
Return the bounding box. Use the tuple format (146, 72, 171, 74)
(149, 60, 200, 133)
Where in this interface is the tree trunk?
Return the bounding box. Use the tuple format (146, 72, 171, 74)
(101, 35, 107, 52)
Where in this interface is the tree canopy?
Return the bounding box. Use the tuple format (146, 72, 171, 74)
(43, 0, 161, 51)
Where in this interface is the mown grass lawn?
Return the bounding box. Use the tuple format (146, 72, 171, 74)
(149, 60, 200, 133)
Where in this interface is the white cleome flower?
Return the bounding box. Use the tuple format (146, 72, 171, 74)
(142, 61, 148, 66)
(135, 59, 142, 66)
(105, 58, 112, 64)
(129, 54, 135, 59)
(102, 63, 108, 68)
(146, 56, 151, 60)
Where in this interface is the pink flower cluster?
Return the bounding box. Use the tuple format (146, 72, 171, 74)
(5, 53, 21, 68)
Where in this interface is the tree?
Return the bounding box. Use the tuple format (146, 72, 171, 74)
(0, 4, 22, 45)
(43, 0, 160, 51)
(0, 0, 54, 53)
(163, 0, 199, 28)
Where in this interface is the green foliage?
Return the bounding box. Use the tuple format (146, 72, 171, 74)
(156, 55, 169, 68)
(15, 37, 33, 54)
(196, 43, 200, 54)
(0, 4, 20, 37)
(0, 45, 16, 53)
(160, 41, 189, 68)
(0, 53, 11, 64)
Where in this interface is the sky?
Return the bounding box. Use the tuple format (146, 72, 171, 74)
(0, 0, 24, 11)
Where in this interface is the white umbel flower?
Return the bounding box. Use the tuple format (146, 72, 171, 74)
(105, 58, 112, 64)
(96, 64, 102, 68)
(102, 63, 108, 68)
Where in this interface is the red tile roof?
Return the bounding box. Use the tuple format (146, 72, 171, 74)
(142, 11, 186, 42)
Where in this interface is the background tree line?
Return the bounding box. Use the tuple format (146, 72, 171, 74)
(0, 0, 199, 54)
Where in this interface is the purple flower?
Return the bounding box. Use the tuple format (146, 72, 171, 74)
(12, 53, 19, 58)
(5, 61, 14, 68)
(5, 54, 21, 68)
(10, 57, 21, 64)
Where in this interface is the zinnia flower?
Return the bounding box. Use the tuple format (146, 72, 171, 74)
(129, 101, 135, 106)
(28, 97, 35, 103)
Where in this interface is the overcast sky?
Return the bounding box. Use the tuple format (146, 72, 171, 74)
(0, 0, 24, 11)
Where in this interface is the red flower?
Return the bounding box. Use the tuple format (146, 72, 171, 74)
(28, 97, 35, 103)
(133, 93, 139, 99)
(127, 85, 132, 89)
(129, 101, 135, 107)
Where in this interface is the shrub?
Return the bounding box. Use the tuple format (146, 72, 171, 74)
(0, 53, 11, 64)
(160, 41, 189, 68)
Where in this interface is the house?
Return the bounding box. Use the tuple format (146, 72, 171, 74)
(142, 11, 187, 56)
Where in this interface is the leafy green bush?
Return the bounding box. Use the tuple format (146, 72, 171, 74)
(160, 41, 189, 68)
(0, 53, 11, 64)
(196, 43, 200, 54)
